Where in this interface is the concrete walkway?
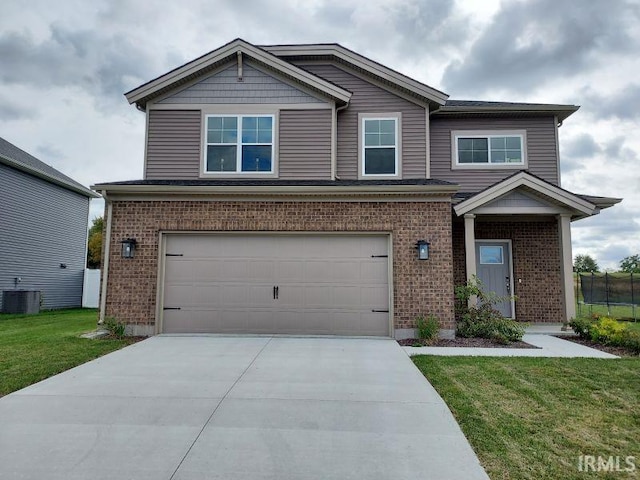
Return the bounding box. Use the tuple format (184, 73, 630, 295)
(0, 336, 489, 480)
(404, 334, 619, 358)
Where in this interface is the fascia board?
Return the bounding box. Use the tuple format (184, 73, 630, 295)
(1, 155, 101, 198)
(126, 40, 351, 105)
(91, 183, 459, 197)
(263, 44, 449, 105)
(454, 172, 595, 216)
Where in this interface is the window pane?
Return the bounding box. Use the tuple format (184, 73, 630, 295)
(364, 119, 379, 133)
(479, 246, 503, 264)
(379, 133, 395, 146)
(506, 150, 522, 162)
(242, 145, 272, 172)
(242, 130, 257, 143)
(506, 136, 521, 149)
(472, 138, 488, 150)
(258, 117, 272, 129)
(492, 151, 506, 163)
(364, 148, 395, 174)
(458, 150, 473, 163)
(243, 116, 256, 130)
(222, 129, 237, 143)
(490, 137, 506, 149)
(458, 138, 473, 150)
(379, 119, 395, 134)
(222, 117, 237, 129)
(473, 150, 488, 163)
(365, 133, 379, 146)
(207, 130, 223, 143)
(208, 117, 223, 129)
(207, 145, 237, 171)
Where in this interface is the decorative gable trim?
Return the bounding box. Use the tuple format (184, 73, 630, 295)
(454, 171, 597, 217)
(126, 38, 352, 109)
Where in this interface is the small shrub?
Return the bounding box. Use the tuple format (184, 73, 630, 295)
(589, 317, 627, 344)
(620, 329, 640, 355)
(569, 316, 595, 339)
(104, 317, 126, 339)
(415, 314, 439, 342)
(455, 276, 524, 343)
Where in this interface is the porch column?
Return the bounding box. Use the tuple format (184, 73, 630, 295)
(464, 214, 477, 282)
(558, 213, 576, 321)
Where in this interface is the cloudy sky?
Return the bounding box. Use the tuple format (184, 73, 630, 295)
(1, 0, 639, 269)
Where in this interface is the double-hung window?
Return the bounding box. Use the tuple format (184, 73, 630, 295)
(453, 131, 526, 168)
(360, 114, 401, 177)
(205, 115, 274, 174)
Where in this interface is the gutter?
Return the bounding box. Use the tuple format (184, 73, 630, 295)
(332, 101, 350, 180)
(98, 191, 113, 324)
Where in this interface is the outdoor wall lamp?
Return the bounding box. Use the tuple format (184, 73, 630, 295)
(121, 238, 137, 258)
(415, 240, 430, 260)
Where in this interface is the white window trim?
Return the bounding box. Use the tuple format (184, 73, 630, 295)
(451, 130, 527, 170)
(202, 112, 278, 178)
(358, 112, 402, 179)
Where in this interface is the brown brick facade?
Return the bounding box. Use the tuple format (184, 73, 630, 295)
(452, 217, 564, 322)
(103, 200, 455, 333)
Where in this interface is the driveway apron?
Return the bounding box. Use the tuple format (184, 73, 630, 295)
(0, 336, 488, 480)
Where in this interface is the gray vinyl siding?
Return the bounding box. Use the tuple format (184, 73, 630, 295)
(158, 63, 324, 105)
(0, 164, 89, 310)
(430, 116, 559, 191)
(279, 109, 332, 179)
(146, 110, 201, 179)
(299, 63, 427, 180)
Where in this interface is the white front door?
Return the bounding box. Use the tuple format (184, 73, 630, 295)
(475, 241, 513, 318)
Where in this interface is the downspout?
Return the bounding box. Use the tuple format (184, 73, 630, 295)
(98, 192, 113, 324)
(332, 101, 350, 180)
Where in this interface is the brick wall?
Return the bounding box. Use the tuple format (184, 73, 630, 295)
(452, 218, 564, 322)
(103, 200, 455, 333)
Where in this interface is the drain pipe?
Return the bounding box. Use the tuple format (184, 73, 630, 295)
(98, 192, 113, 324)
(332, 101, 350, 180)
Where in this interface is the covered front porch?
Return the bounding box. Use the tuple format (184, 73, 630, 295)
(452, 172, 620, 323)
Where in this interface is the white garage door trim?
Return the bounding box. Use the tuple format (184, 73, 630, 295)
(155, 231, 394, 336)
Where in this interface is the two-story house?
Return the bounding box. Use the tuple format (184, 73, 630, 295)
(93, 39, 620, 338)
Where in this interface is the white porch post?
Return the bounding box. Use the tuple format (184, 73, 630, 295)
(558, 213, 576, 321)
(464, 214, 477, 282)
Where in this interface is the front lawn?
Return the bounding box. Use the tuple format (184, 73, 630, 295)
(414, 356, 640, 479)
(0, 309, 139, 396)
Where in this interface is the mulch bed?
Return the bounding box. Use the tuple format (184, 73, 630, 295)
(398, 337, 538, 349)
(554, 336, 639, 357)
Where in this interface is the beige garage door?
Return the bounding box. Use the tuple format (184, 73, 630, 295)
(161, 234, 390, 336)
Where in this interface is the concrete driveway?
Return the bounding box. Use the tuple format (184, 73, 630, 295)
(0, 336, 488, 480)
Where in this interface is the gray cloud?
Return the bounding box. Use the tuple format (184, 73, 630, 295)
(442, 0, 640, 97)
(561, 133, 638, 176)
(581, 84, 640, 120)
(0, 24, 166, 102)
(0, 97, 36, 121)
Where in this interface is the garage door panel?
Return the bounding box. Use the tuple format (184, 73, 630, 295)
(162, 234, 390, 336)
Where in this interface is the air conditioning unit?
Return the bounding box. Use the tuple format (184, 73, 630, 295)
(2, 290, 41, 314)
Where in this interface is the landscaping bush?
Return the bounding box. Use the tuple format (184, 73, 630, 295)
(620, 329, 640, 355)
(589, 316, 626, 344)
(570, 315, 640, 354)
(415, 314, 439, 342)
(455, 276, 524, 343)
(569, 316, 595, 339)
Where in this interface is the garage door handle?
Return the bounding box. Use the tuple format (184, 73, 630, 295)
(163, 307, 181, 310)
(275, 286, 279, 299)
(372, 309, 389, 313)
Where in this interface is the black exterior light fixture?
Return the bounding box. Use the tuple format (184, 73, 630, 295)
(121, 238, 137, 258)
(415, 240, 430, 260)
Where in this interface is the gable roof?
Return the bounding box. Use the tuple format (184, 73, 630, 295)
(436, 100, 579, 122)
(0, 137, 99, 198)
(125, 38, 352, 110)
(453, 171, 620, 220)
(261, 43, 449, 107)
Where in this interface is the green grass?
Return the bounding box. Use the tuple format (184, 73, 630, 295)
(0, 309, 139, 397)
(413, 356, 640, 479)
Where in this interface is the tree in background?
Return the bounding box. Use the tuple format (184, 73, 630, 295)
(573, 254, 599, 273)
(619, 254, 640, 273)
(87, 216, 103, 269)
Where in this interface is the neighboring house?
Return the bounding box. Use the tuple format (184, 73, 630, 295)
(0, 137, 100, 311)
(93, 39, 620, 338)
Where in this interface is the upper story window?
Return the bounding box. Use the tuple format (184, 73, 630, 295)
(205, 115, 274, 173)
(452, 130, 527, 169)
(359, 113, 402, 178)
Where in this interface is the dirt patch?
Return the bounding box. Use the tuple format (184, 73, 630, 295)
(398, 337, 539, 349)
(555, 336, 639, 357)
